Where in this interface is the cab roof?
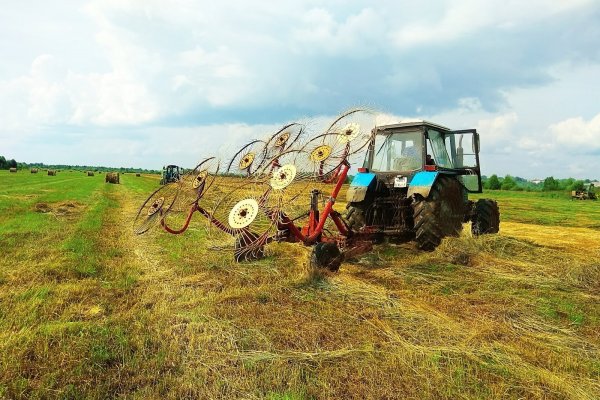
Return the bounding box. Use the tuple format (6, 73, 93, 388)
(375, 120, 451, 132)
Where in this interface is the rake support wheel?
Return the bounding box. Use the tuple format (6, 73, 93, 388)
(412, 175, 466, 251)
(310, 242, 343, 272)
(471, 199, 500, 235)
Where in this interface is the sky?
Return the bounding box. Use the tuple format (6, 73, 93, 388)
(1, 0, 599, 179)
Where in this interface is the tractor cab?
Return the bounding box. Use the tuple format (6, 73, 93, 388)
(361, 121, 482, 194)
(160, 164, 182, 185)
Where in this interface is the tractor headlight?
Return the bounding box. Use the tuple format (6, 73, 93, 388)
(394, 175, 407, 188)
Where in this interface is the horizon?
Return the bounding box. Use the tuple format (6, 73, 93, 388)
(1, 1, 599, 179)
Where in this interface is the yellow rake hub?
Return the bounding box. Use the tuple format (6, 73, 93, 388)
(239, 152, 255, 170)
(310, 145, 332, 162)
(147, 197, 165, 216)
(192, 170, 208, 189)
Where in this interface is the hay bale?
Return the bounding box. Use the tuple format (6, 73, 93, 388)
(87, 171, 95, 177)
(9, 167, 17, 173)
(105, 172, 120, 184)
(48, 170, 57, 176)
(30, 168, 39, 174)
(136, 173, 141, 177)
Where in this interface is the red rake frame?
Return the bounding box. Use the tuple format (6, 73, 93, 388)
(158, 158, 373, 261)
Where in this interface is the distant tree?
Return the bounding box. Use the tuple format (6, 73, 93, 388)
(487, 174, 501, 190)
(543, 176, 559, 191)
(569, 180, 586, 192)
(0, 155, 6, 169)
(501, 175, 517, 190)
(559, 178, 575, 190)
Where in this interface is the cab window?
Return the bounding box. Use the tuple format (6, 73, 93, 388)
(371, 130, 423, 172)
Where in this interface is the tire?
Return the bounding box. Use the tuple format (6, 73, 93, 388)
(412, 175, 466, 251)
(471, 199, 500, 235)
(310, 242, 342, 272)
(344, 204, 367, 232)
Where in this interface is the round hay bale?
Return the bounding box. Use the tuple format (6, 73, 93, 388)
(87, 171, 95, 177)
(105, 172, 120, 184)
(48, 170, 57, 176)
(30, 168, 39, 173)
(135, 173, 141, 177)
(9, 167, 17, 173)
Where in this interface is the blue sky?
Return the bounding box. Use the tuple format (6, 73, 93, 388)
(1, 0, 599, 178)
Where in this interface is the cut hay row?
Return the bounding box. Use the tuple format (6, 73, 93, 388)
(105, 172, 120, 184)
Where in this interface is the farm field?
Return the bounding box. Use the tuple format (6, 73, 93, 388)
(0, 170, 599, 399)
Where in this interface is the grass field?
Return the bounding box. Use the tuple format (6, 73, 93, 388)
(0, 170, 599, 399)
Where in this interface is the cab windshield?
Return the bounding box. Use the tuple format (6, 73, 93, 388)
(371, 130, 423, 172)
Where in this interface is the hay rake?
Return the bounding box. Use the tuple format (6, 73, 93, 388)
(134, 109, 379, 270)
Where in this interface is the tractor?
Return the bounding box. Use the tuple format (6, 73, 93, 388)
(571, 183, 597, 200)
(160, 165, 182, 185)
(343, 120, 500, 252)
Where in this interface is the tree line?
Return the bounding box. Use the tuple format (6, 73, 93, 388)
(0, 155, 160, 174)
(483, 175, 594, 192)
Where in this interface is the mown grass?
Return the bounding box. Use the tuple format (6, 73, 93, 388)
(0, 171, 598, 399)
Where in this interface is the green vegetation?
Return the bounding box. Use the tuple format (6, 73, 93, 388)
(482, 174, 596, 192)
(0, 171, 599, 399)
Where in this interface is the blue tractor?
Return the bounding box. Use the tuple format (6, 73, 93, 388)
(160, 165, 183, 185)
(344, 120, 500, 251)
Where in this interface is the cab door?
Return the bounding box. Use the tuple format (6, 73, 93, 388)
(448, 129, 481, 193)
(426, 128, 482, 193)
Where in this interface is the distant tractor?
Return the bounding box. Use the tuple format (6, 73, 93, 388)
(571, 183, 597, 200)
(160, 165, 182, 185)
(345, 121, 500, 251)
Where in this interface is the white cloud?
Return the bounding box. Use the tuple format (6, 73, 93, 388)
(549, 113, 600, 151)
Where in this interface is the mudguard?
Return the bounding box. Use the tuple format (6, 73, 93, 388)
(407, 171, 439, 198)
(346, 172, 376, 202)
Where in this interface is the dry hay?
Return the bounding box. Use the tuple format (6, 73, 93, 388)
(9, 167, 17, 173)
(87, 171, 94, 177)
(30, 168, 38, 174)
(47, 170, 57, 176)
(105, 172, 120, 184)
(34, 201, 82, 217)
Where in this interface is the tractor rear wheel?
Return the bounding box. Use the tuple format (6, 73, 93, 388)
(344, 204, 367, 232)
(310, 242, 343, 272)
(412, 175, 466, 251)
(471, 199, 500, 235)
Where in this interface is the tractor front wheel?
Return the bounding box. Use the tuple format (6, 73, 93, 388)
(471, 199, 500, 235)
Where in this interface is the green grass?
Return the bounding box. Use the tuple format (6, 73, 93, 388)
(473, 190, 600, 229)
(0, 171, 599, 399)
